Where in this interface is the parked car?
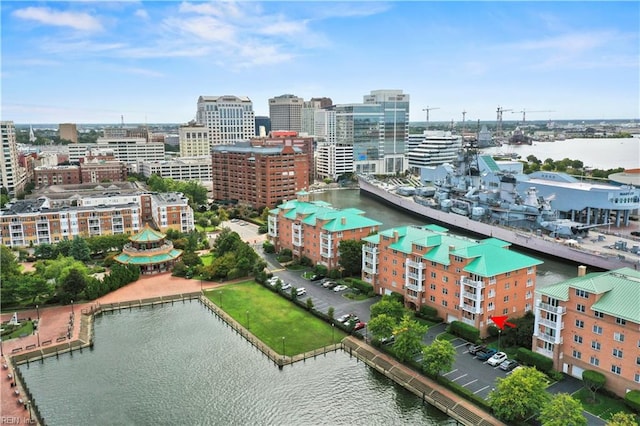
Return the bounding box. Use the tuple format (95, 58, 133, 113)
(309, 274, 324, 281)
(499, 359, 519, 371)
(487, 351, 508, 366)
(280, 282, 292, 291)
(353, 322, 366, 331)
(333, 285, 349, 292)
(476, 348, 497, 361)
(337, 314, 352, 323)
(296, 287, 306, 296)
(468, 344, 486, 355)
(380, 335, 395, 345)
(322, 281, 338, 289)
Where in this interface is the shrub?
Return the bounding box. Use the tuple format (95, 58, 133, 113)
(624, 390, 640, 413)
(262, 241, 275, 254)
(348, 278, 373, 295)
(419, 305, 438, 318)
(516, 347, 553, 373)
(449, 321, 480, 343)
(487, 325, 500, 338)
(548, 370, 564, 382)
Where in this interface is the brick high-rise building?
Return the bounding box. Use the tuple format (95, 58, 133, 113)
(211, 140, 309, 208)
(532, 266, 640, 397)
(362, 225, 543, 337)
(252, 132, 314, 185)
(1, 121, 27, 196)
(59, 123, 78, 143)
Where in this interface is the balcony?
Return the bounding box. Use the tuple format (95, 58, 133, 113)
(461, 276, 485, 289)
(363, 246, 378, 255)
(462, 290, 483, 301)
(535, 347, 554, 358)
(536, 301, 566, 315)
(406, 259, 425, 270)
(406, 283, 423, 293)
(461, 303, 483, 314)
(407, 272, 420, 280)
(461, 317, 476, 326)
(362, 264, 376, 274)
(535, 333, 559, 345)
(539, 318, 564, 329)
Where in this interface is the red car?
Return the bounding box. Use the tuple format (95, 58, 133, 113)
(353, 322, 366, 331)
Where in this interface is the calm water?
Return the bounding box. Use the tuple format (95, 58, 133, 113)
(481, 137, 639, 170)
(19, 302, 454, 426)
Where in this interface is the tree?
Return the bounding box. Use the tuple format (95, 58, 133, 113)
(606, 412, 639, 426)
(392, 314, 427, 362)
(338, 239, 365, 276)
(60, 268, 87, 303)
(327, 306, 335, 322)
(70, 236, 90, 261)
(421, 338, 456, 378)
(305, 298, 314, 310)
(582, 370, 606, 403)
(370, 297, 405, 322)
(34, 243, 57, 259)
(488, 366, 551, 422)
(261, 206, 270, 223)
(0, 245, 21, 280)
(367, 313, 397, 341)
(212, 227, 242, 257)
(538, 393, 586, 426)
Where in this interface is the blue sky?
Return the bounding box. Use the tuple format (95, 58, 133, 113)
(2, 1, 638, 124)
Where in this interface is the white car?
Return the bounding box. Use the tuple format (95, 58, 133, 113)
(280, 282, 292, 291)
(487, 351, 508, 367)
(296, 287, 306, 296)
(333, 285, 349, 292)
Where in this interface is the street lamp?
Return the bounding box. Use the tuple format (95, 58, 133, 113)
(36, 304, 40, 322)
(498, 329, 501, 351)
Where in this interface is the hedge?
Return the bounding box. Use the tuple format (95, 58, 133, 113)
(345, 278, 373, 295)
(516, 347, 553, 373)
(624, 390, 640, 413)
(449, 321, 480, 343)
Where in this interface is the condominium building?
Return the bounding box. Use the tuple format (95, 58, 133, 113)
(268, 191, 381, 269)
(34, 165, 81, 188)
(96, 137, 165, 163)
(196, 95, 255, 145)
(335, 89, 410, 175)
(316, 143, 354, 180)
(407, 130, 463, 173)
(269, 94, 303, 132)
(211, 141, 309, 208)
(140, 156, 212, 182)
(79, 159, 128, 183)
(179, 123, 210, 157)
(362, 225, 543, 337)
(58, 123, 78, 143)
(532, 266, 640, 397)
(252, 132, 314, 185)
(0, 192, 194, 247)
(1, 121, 27, 196)
(314, 109, 336, 143)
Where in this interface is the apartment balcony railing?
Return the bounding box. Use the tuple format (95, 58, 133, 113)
(461, 303, 483, 314)
(535, 347, 554, 358)
(362, 265, 376, 275)
(536, 301, 566, 315)
(538, 318, 564, 329)
(406, 283, 423, 293)
(363, 246, 378, 255)
(535, 333, 561, 345)
(462, 290, 484, 301)
(461, 317, 476, 327)
(406, 259, 425, 270)
(461, 276, 485, 289)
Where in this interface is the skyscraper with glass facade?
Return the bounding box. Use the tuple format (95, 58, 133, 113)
(335, 90, 409, 175)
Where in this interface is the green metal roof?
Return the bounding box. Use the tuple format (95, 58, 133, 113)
(538, 268, 640, 323)
(368, 225, 541, 274)
(275, 199, 381, 232)
(129, 226, 166, 243)
(115, 249, 182, 265)
(480, 155, 501, 173)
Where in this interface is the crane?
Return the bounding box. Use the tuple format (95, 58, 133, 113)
(513, 109, 554, 124)
(496, 106, 513, 139)
(422, 106, 440, 130)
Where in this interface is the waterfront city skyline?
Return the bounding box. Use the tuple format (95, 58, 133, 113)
(1, 1, 638, 124)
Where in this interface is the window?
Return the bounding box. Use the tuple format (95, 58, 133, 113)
(442, 288, 448, 295)
(577, 304, 585, 313)
(442, 300, 448, 307)
(594, 311, 604, 318)
(592, 325, 603, 335)
(503, 295, 509, 302)
(488, 289, 495, 298)
(635, 374, 640, 384)
(612, 349, 623, 358)
(430, 272, 437, 278)
(575, 320, 584, 329)
(430, 295, 436, 302)
(487, 302, 494, 311)
(442, 276, 449, 283)
(502, 308, 508, 315)
(637, 356, 640, 366)
(572, 350, 581, 359)
(526, 291, 532, 300)
(591, 341, 601, 350)
(574, 335, 583, 344)
(430, 283, 436, 290)
(575, 289, 589, 298)
(526, 279, 533, 287)
(505, 282, 510, 290)
(590, 356, 600, 366)
(615, 317, 626, 325)
(610, 365, 621, 375)
(614, 332, 625, 342)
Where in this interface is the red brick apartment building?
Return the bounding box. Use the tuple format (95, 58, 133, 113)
(252, 131, 314, 185)
(362, 225, 543, 337)
(34, 165, 81, 187)
(268, 191, 381, 269)
(532, 266, 640, 397)
(79, 159, 128, 183)
(211, 140, 309, 208)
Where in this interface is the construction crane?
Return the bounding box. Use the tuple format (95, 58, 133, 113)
(496, 106, 513, 139)
(513, 109, 554, 124)
(422, 106, 440, 130)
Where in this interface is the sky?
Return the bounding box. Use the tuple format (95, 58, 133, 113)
(1, 1, 639, 124)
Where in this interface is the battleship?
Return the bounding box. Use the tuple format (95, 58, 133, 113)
(358, 150, 640, 271)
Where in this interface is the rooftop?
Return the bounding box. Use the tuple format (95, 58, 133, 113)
(129, 225, 166, 243)
(274, 199, 381, 232)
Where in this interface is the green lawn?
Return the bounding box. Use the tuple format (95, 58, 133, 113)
(195, 225, 217, 233)
(206, 281, 347, 356)
(574, 388, 639, 422)
(1, 321, 34, 341)
(200, 253, 214, 266)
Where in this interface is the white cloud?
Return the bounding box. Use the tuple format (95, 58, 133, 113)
(134, 9, 149, 20)
(122, 67, 164, 78)
(13, 6, 103, 32)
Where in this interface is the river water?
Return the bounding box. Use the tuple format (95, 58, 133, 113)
(481, 137, 639, 170)
(20, 302, 454, 425)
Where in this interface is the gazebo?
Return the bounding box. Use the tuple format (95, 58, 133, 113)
(114, 225, 183, 274)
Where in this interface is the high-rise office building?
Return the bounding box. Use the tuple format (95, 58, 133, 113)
(269, 94, 303, 132)
(179, 123, 210, 157)
(0, 121, 26, 196)
(301, 97, 333, 136)
(335, 90, 409, 175)
(59, 123, 78, 143)
(196, 95, 255, 145)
